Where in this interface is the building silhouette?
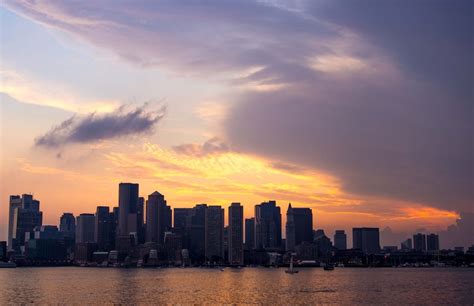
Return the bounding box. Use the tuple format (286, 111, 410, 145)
(59, 213, 76, 240)
(9, 194, 43, 251)
(286, 204, 313, 252)
(353, 227, 380, 254)
(95, 206, 115, 251)
(118, 183, 140, 238)
(334, 230, 347, 250)
(137, 197, 145, 244)
(186, 204, 207, 262)
(76, 213, 95, 243)
(174, 208, 192, 230)
(413, 233, 427, 252)
(255, 201, 281, 250)
(228, 203, 244, 265)
(244, 218, 255, 250)
(146, 191, 171, 244)
(427, 234, 440, 251)
(205, 205, 224, 262)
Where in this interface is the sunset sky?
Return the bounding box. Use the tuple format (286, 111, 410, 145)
(1, 1, 472, 246)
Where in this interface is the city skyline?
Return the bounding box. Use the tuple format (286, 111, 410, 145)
(1, 1, 472, 249)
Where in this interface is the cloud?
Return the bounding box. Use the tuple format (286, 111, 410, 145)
(172, 137, 230, 157)
(35, 104, 165, 148)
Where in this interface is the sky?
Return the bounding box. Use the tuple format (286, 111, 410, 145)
(0, 0, 472, 248)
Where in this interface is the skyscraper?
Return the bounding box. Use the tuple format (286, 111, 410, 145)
(59, 213, 76, 240)
(353, 227, 380, 254)
(174, 208, 192, 230)
(186, 204, 207, 261)
(146, 191, 172, 244)
(228, 203, 243, 265)
(427, 233, 439, 251)
(8, 195, 22, 249)
(205, 205, 224, 262)
(334, 230, 347, 250)
(76, 214, 95, 243)
(286, 204, 312, 251)
(255, 201, 281, 250)
(118, 183, 140, 237)
(413, 233, 427, 252)
(244, 218, 255, 250)
(95, 206, 114, 251)
(9, 194, 43, 251)
(137, 197, 145, 244)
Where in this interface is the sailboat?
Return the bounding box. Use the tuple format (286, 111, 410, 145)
(285, 253, 299, 274)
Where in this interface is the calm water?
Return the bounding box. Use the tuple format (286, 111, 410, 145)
(1, 267, 472, 304)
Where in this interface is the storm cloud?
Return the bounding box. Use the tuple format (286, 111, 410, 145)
(35, 104, 165, 147)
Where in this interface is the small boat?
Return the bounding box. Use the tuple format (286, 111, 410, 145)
(285, 253, 299, 274)
(0, 261, 17, 268)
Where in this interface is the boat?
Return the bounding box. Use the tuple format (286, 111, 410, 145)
(285, 253, 299, 274)
(0, 261, 17, 268)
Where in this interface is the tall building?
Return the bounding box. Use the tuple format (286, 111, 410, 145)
(334, 230, 347, 250)
(401, 238, 413, 250)
(95, 206, 115, 251)
(186, 204, 207, 261)
(353, 227, 380, 254)
(146, 191, 172, 244)
(427, 234, 440, 251)
(244, 218, 255, 250)
(118, 183, 140, 237)
(205, 205, 224, 262)
(9, 194, 43, 251)
(137, 197, 145, 244)
(174, 208, 192, 230)
(255, 201, 281, 249)
(286, 204, 313, 251)
(228, 203, 243, 265)
(59, 213, 76, 240)
(413, 233, 427, 252)
(76, 214, 95, 243)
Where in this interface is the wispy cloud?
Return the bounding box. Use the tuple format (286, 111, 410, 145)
(172, 137, 230, 157)
(35, 103, 165, 148)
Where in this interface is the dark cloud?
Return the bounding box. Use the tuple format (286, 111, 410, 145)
(172, 137, 229, 157)
(35, 104, 165, 148)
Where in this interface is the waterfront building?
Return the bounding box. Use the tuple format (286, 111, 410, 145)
(334, 230, 347, 250)
(353, 227, 380, 254)
(174, 208, 192, 230)
(205, 205, 224, 262)
(255, 201, 281, 250)
(59, 213, 76, 240)
(146, 191, 172, 244)
(427, 233, 439, 251)
(228, 203, 244, 265)
(118, 183, 140, 237)
(95, 206, 115, 251)
(76, 214, 95, 243)
(9, 194, 43, 252)
(244, 218, 255, 250)
(413, 233, 427, 252)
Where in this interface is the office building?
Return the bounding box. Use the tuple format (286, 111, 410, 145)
(353, 227, 380, 254)
(118, 183, 140, 237)
(185, 204, 207, 261)
(24, 225, 67, 260)
(137, 197, 145, 244)
(205, 205, 224, 262)
(174, 208, 192, 230)
(95, 206, 115, 251)
(413, 233, 427, 252)
(76, 214, 95, 243)
(9, 194, 43, 251)
(59, 213, 76, 240)
(245, 218, 255, 250)
(286, 204, 312, 252)
(228, 203, 243, 265)
(255, 201, 281, 249)
(146, 191, 172, 244)
(427, 233, 439, 251)
(334, 230, 347, 250)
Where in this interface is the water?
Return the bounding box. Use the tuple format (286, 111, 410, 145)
(1, 267, 472, 304)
